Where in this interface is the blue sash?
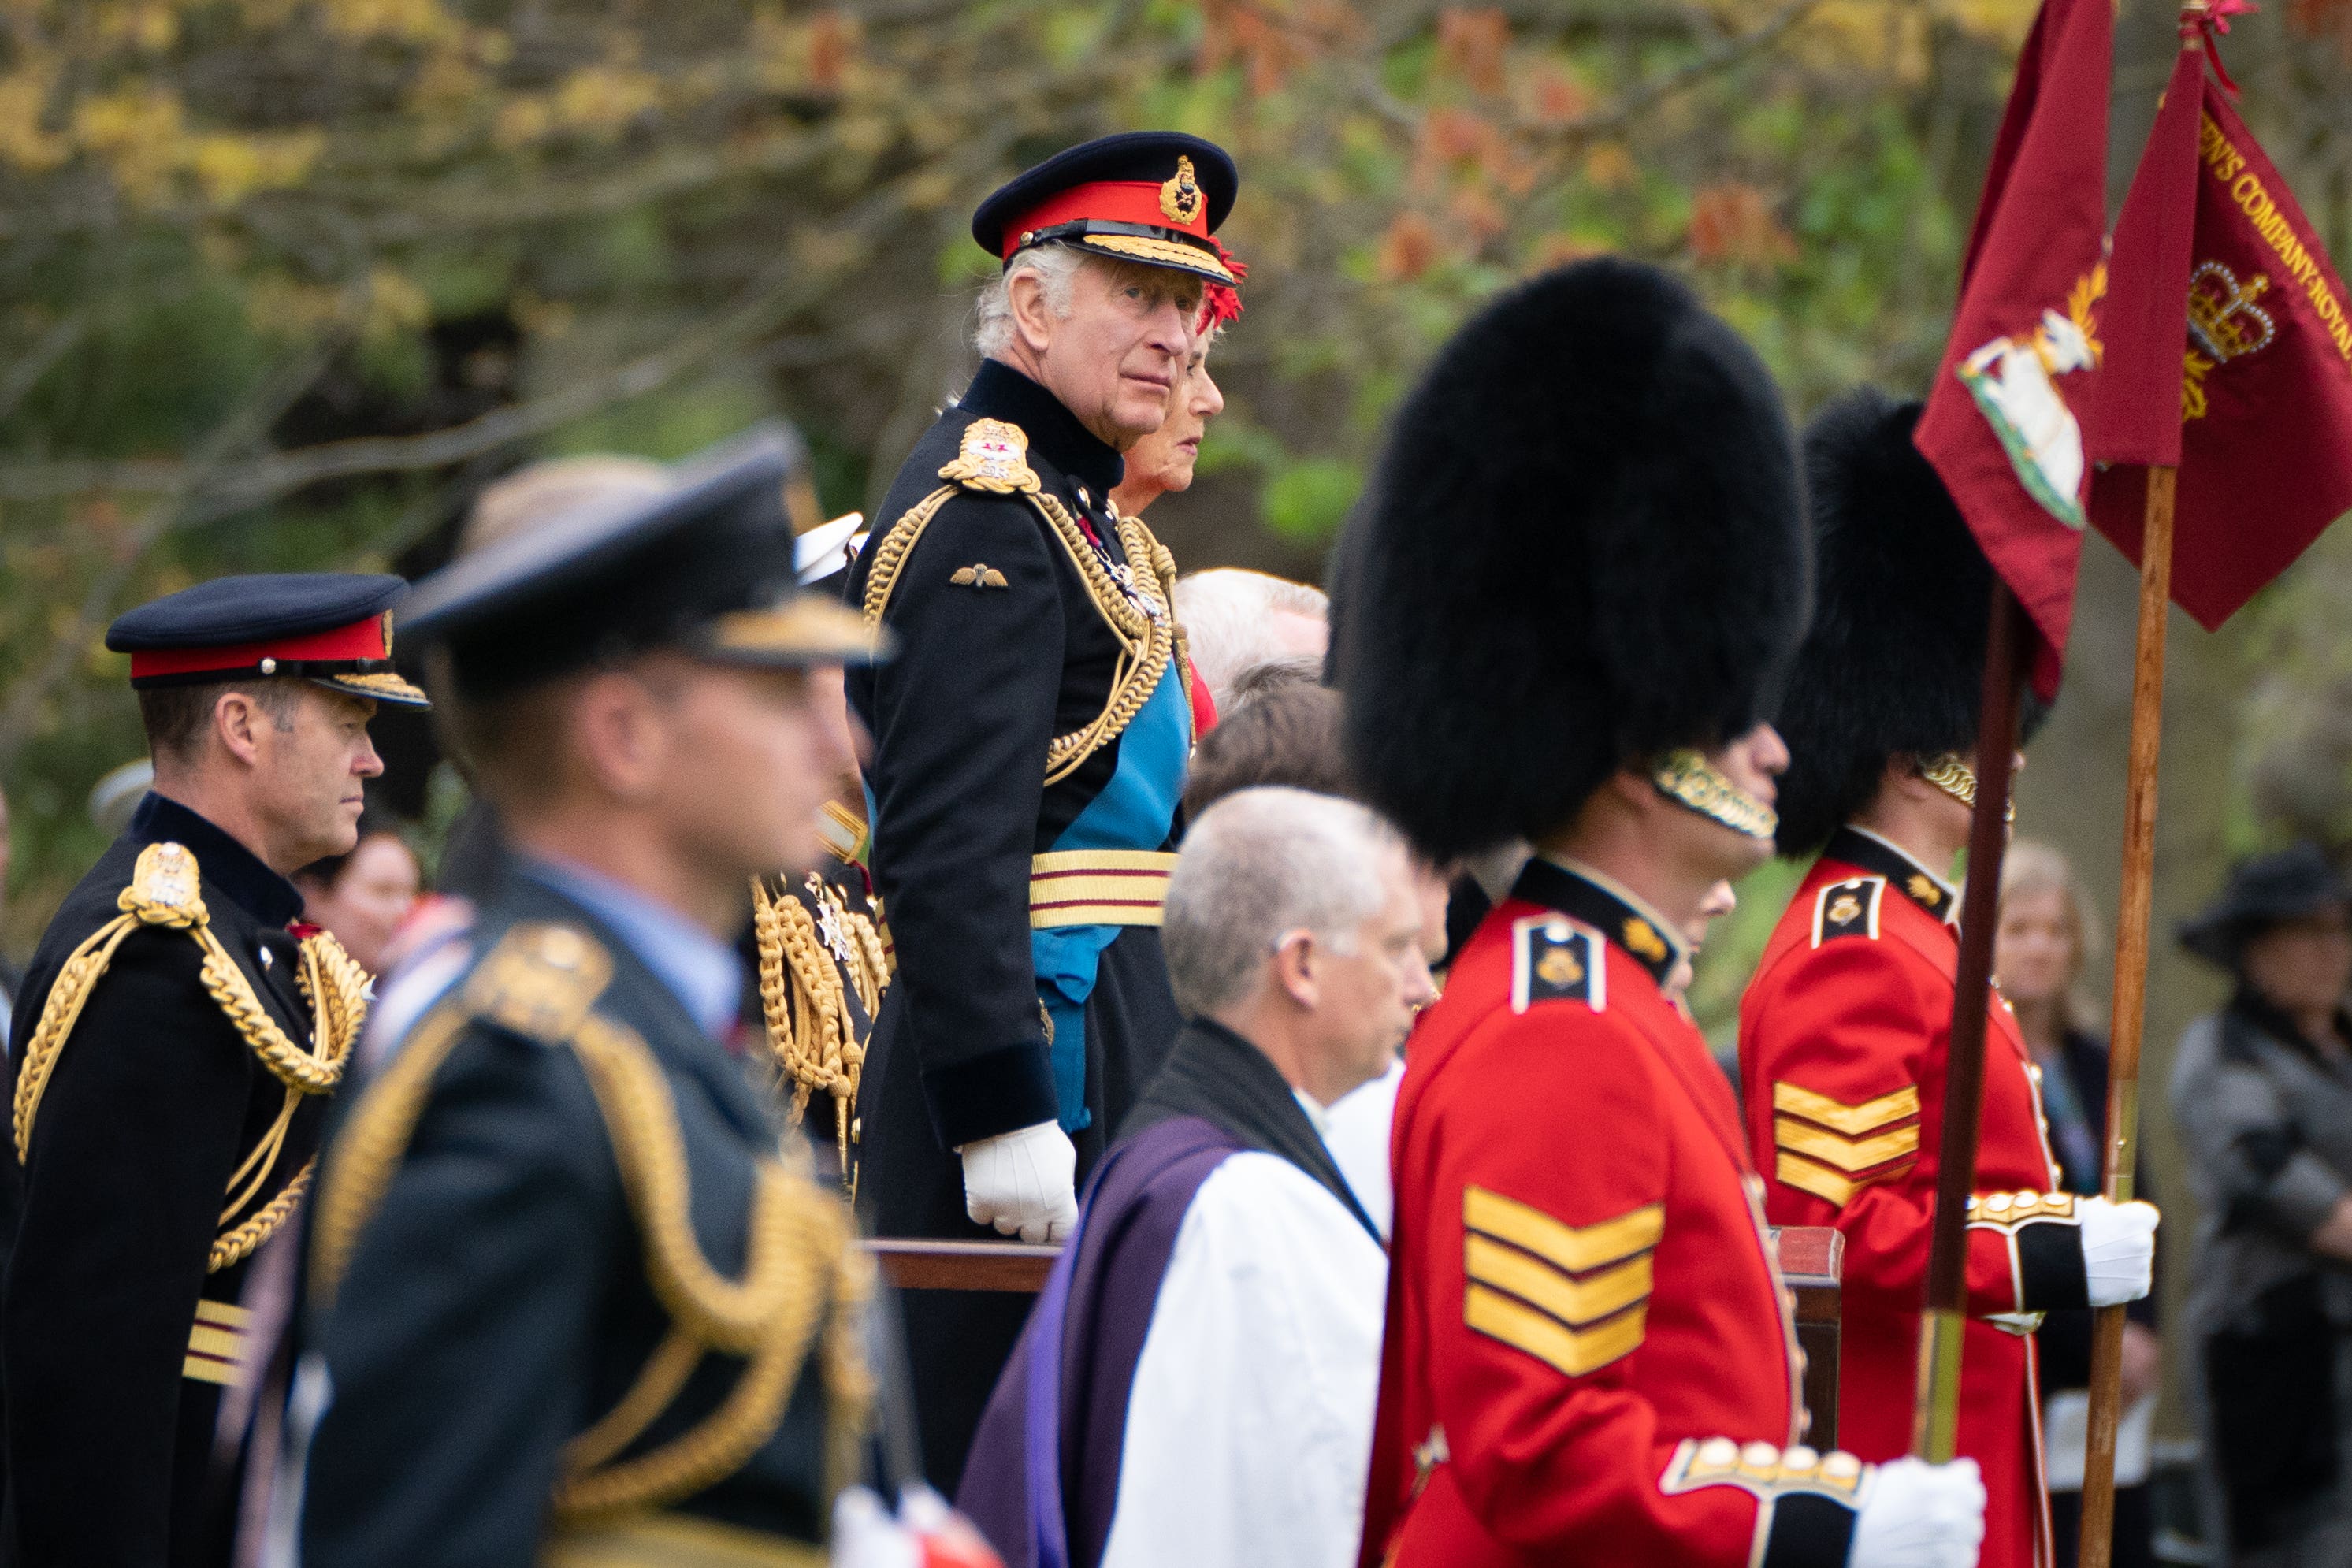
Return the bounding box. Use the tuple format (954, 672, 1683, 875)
(1031, 660, 1188, 1131)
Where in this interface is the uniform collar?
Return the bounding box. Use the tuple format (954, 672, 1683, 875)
(960, 359, 1127, 503)
(130, 792, 303, 928)
(1512, 855, 1689, 989)
(1827, 825, 1957, 924)
(515, 854, 745, 1042)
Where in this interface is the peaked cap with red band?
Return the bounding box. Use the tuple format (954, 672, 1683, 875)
(972, 131, 1242, 286)
(107, 572, 430, 709)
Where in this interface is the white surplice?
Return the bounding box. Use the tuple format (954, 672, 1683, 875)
(1097, 1150, 1388, 1568)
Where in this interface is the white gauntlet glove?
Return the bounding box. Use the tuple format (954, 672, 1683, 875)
(830, 1485, 1004, 1568)
(1848, 1457, 1986, 1568)
(957, 1120, 1078, 1243)
(2079, 1196, 2160, 1308)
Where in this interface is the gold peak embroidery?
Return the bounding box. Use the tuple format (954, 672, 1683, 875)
(1160, 154, 1202, 225)
(949, 563, 1009, 589)
(938, 419, 1040, 495)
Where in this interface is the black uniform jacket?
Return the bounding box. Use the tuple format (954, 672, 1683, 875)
(842, 359, 1187, 1489)
(844, 359, 1183, 1153)
(2, 792, 333, 1567)
(300, 872, 868, 1566)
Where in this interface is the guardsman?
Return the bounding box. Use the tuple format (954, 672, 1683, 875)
(1738, 389, 2158, 1568)
(0, 574, 426, 1566)
(1340, 260, 1986, 1568)
(844, 131, 1238, 1488)
(297, 429, 884, 1566)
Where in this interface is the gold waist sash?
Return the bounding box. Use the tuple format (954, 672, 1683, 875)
(543, 1513, 825, 1568)
(1029, 849, 1178, 929)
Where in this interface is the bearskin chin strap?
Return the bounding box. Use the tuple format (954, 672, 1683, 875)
(1651, 749, 1778, 840)
(1917, 753, 2016, 824)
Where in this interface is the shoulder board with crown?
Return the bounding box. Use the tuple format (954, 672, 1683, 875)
(938, 418, 1041, 496)
(461, 923, 615, 1045)
(1511, 912, 1605, 1014)
(1811, 876, 1886, 947)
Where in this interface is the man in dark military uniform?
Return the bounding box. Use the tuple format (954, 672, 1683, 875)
(297, 429, 886, 1566)
(0, 574, 428, 1566)
(844, 131, 1241, 1488)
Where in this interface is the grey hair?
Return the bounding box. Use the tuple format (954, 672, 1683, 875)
(1171, 569, 1331, 712)
(1164, 786, 1403, 1016)
(972, 243, 1087, 358)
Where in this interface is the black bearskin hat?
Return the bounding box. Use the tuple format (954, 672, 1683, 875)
(1770, 388, 1995, 857)
(1331, 258, 1811, 864)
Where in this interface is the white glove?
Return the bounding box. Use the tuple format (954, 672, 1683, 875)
(1849, 1456, 1986, 1568)
(958, 1120, 1078, 1243)
(2079, 1196, 2160, 1308)
(830, 1484, 1005, 1568)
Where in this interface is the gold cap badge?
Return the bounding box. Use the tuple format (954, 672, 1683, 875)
(1160, 155, 1203, 225)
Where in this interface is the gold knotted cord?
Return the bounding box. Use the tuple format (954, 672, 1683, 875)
(860, 483, 1185, 784)
(310, 924, 873, 1526)
(13, 842, 362, 1273)
(750, 879, 874, 1185)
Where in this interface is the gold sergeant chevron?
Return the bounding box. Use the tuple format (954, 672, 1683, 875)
(1771, 1081, 1922, 1206)
(1462, 1187, 1662, 1377)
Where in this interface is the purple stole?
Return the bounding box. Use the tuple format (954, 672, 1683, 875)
(956, 1116, 1243, 1568)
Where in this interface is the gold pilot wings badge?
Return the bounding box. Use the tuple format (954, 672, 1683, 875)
(939, 418, 1042, 496)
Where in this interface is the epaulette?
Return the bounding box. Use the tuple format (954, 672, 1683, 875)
(1511, 912, 1604, 1014)
(461, 922, 614, 1043)
(1809, 875, 1885, 946)
(937, 418, 1041, 494)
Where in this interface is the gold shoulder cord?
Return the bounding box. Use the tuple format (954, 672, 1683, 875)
(860, 480, 1182, 785)
(311, 923, 873, 1526)
(13, 843, 363, 1273)
(749, 879, 864, 1187)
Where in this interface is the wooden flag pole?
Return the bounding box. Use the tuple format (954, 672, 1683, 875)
(2076, 465, 2177, 1568)
(1912, 584, 2031, 1462)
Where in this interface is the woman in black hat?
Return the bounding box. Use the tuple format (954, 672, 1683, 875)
(2169, 841, 2352, 1565)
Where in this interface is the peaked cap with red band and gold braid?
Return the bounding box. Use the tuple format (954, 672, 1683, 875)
(107, 572, 429, 709)
(972, 131, 1243, 287)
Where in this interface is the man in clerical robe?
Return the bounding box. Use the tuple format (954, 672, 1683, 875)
(957, 786, 1434, 1568)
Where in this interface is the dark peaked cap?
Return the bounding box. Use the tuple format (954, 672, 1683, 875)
(1771, 388, 1998, 858)
(399, 424, 882, 699)
(1332, 258, 1811, 864)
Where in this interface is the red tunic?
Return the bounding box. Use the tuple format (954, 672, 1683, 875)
(1739, 827, 2065, 1568)
(1363, 858, 1866, 1568)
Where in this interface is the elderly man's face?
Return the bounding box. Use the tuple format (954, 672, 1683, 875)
(1016, 256, 1200, 451)
(1302, 845, 1437, 1103)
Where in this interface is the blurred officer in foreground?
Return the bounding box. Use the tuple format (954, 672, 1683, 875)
(1338, 260, 1986, 1567)
(845, 130, 1238, 1488)
(297, 430, 886, 1566)
(2, 574, 425, 1566)
(1740, 391, 2155, 1568)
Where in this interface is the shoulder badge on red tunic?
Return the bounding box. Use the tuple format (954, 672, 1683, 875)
(1462, 1185, 1660, 1377)
(1808, 875, 1884, 947)
(1510, 912, 1603, 1014)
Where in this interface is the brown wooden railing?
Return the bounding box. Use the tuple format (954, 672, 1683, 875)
(864, 1223, 1844, 1447)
